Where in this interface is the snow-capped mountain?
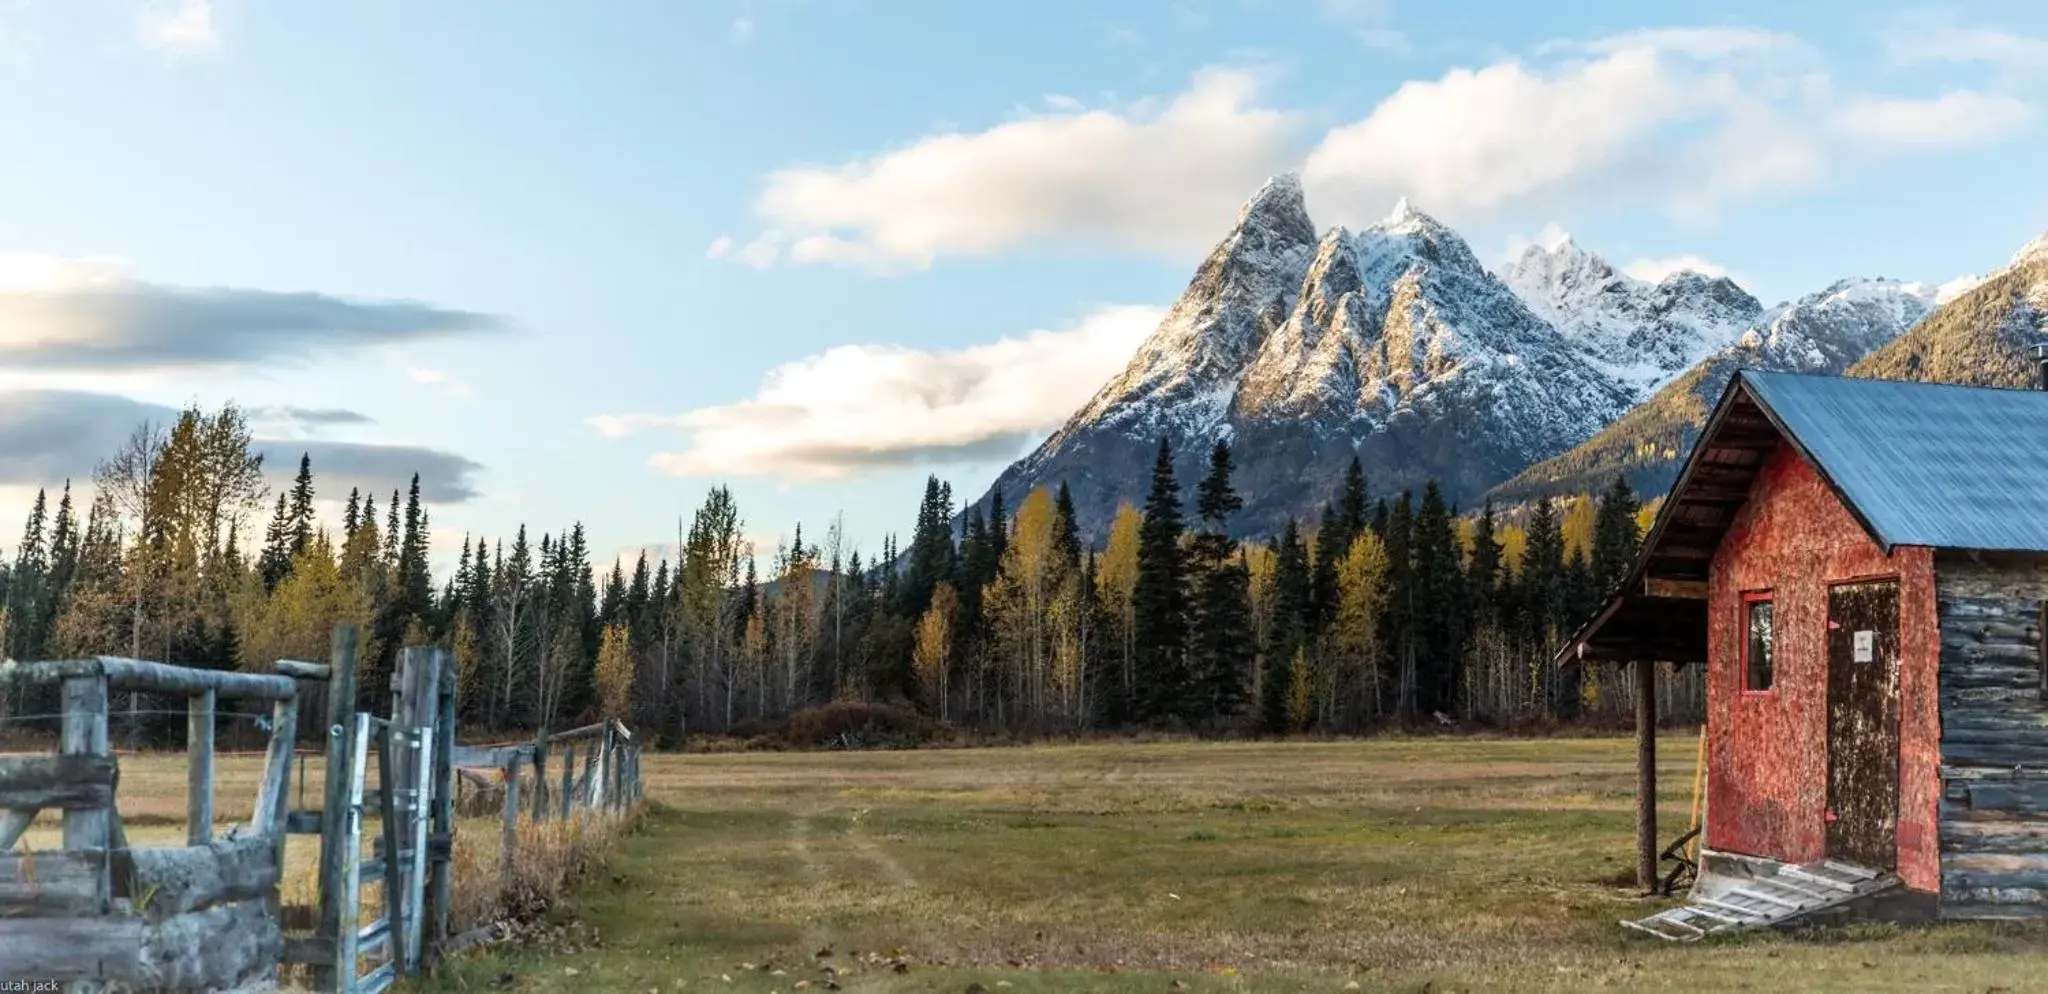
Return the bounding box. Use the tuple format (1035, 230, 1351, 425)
(1501, 237, 1761, 398)
(1491, 276, 1945, 504)
(972, 173, 1971, 537)
(979, 178, 1637, 538)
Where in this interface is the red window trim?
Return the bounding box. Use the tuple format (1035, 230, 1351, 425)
(1740, 589, 1775, 695)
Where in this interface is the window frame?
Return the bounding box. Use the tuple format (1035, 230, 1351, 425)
(1740, 590, 1775, 694)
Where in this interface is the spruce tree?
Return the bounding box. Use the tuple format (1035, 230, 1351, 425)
(1412, 482, 1466, 717)
(1591, 476, 1642, 599)
(1188, 442, 1252, 723)
(1263, 520, 1312, 733)
(259, 491, 292, 592)
(1053, 482, 1082, 569)
(1384, 492, 1416, 718)
(5, 490, 49, 662)
(287, 453, 316, 558)
(1130, 438, 1189, 723)
(1466, 501, 1502, 628)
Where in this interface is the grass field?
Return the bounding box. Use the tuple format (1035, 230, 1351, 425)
(400, 737, 2048, 993)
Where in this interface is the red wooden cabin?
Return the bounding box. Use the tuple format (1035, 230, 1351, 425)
(1565, 369, 2048, 922)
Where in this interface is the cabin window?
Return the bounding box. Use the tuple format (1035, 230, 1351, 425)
(1743, 593, 1774, 692)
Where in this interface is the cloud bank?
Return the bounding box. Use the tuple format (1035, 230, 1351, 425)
(589, 304, 1165, 479)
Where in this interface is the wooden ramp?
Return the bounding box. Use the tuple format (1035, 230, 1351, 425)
(1623, 853, 1900, 941)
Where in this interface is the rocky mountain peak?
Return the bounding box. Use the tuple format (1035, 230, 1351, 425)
(2011, 231, 2048, 268)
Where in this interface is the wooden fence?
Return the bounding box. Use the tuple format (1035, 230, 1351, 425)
(449, 717, 643, 904)
(0, 625, 645, 993)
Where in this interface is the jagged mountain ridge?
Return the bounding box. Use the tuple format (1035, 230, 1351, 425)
(1501, 237, 1763, 397)
(1488, 271, 1979, 505)
(980, 177, 1682, 539)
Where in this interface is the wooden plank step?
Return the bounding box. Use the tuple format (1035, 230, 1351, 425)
(1821, 860, 1879, 881)
(1729, 886, 1803, 910)
(1779, 866, 1857, 893)
(1694, 896, 1775, 921)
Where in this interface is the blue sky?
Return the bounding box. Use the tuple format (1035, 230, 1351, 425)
(2, 0, 2046, 574)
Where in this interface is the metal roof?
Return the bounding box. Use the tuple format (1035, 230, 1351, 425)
(1742, 370, 2048, 553)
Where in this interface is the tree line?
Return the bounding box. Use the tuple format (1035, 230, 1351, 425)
(0, 405, 1702, 746)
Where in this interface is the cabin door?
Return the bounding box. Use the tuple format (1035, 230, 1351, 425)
(1825, 578, 1902, 869)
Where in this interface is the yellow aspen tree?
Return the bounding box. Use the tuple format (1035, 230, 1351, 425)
(1095, 502, 1142, 712)
(995, 486, 1059, 720)
(1332, 531, 1391, 720)
(914, 582, 956, 719)
(1560, 494, 1598, 560)
(594, 622, 634, 720)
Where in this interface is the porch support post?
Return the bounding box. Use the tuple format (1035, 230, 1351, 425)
(1635, 657, 1657, 891)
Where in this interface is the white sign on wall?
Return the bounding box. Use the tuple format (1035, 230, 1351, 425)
(1853, 630, 1875, 663)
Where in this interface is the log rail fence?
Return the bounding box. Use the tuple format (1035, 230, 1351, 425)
(0, 624, 644, 993)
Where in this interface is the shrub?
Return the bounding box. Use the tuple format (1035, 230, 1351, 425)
(783, 701, 940, 749)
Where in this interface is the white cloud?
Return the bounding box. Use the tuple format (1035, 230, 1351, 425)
(704, 235, 734, 260)
(1301, 28, 2031, 228)
(1887, 21, 2048, 78)
(1835, 91, 2033, 148)
(136, 0, 220, 57)
(729, 69, 1301, 268)
(406, 366, 476, 402)
(590, 304, 1165, 480)
(1622, 254, 1734, 284)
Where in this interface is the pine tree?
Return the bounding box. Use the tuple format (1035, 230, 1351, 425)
(1384, 492, 1416, 718)
(1052, 482, 1082, 569)
(5, 490, 49, 662)
(1130, 438, 1189, 723)
(1467, 501, 1502, 627)
(1591, 475, 1643, 599)
(1187, 442, 1252, 723)
(343, 488, 361, 539)
(287, 453, 316, 559)
(1412, 481, 1466, 717)
(259, 491, 292, 592)
(1262, 520, 1312, 733)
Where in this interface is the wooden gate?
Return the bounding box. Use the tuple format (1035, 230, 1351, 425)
(1826, 578, 1903, 868)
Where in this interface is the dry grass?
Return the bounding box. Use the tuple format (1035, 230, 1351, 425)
(411, 737, 2048, 993)
(6, 747, 639, 959)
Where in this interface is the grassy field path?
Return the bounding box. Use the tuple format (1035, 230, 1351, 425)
(416, 738, 2048, 993)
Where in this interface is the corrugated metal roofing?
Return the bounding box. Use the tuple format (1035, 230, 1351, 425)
(1742, 370, 2048, 553)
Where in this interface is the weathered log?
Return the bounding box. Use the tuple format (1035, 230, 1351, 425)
(1941, 663, 2039, 691)
(0, 849, 104, 915)
(61, 674, 110, 914)
(1942, 820, 2048, 854)
(126, 834, 281, 920)
(1942, 710, 2048, 734)
(0, 657, 297, 700)
(315, 624, 360, 990)
(1942, 851, 2048, 874)
(0, 754, 116, 810)
(450, 742, 535, 769)
(139, 897, 282, 990)
(274, 658, 332, 680)
(1941, 740, 2048, 767)
(189, 689, 215, 846)
(0, 914, 144, 979)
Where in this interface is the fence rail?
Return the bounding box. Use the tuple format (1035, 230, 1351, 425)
(0, 625, 645, 993)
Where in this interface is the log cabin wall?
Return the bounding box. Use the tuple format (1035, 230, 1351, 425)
(1706, 444, 1942, 892)
(1933, 551, 2048, 918)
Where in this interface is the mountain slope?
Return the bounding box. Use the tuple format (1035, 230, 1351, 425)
(1487, 277, 1941, 504)
(1502, 238, 1762, 398)
(981, 184, 1635, 539)
(1848, 251, 2048, 388)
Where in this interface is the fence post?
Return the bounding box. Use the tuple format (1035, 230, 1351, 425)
(253, 694, 299, 922)
(316, 625, 360, 989)
(187, 688, 215, 845)
(429, 647, 456, 960)
(559, 743, 575, 820)
(579, 742, 598, 822)
(60, 673, 112, 914)
(498, 756, 521, 894)
(532, 726, 550, 824)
